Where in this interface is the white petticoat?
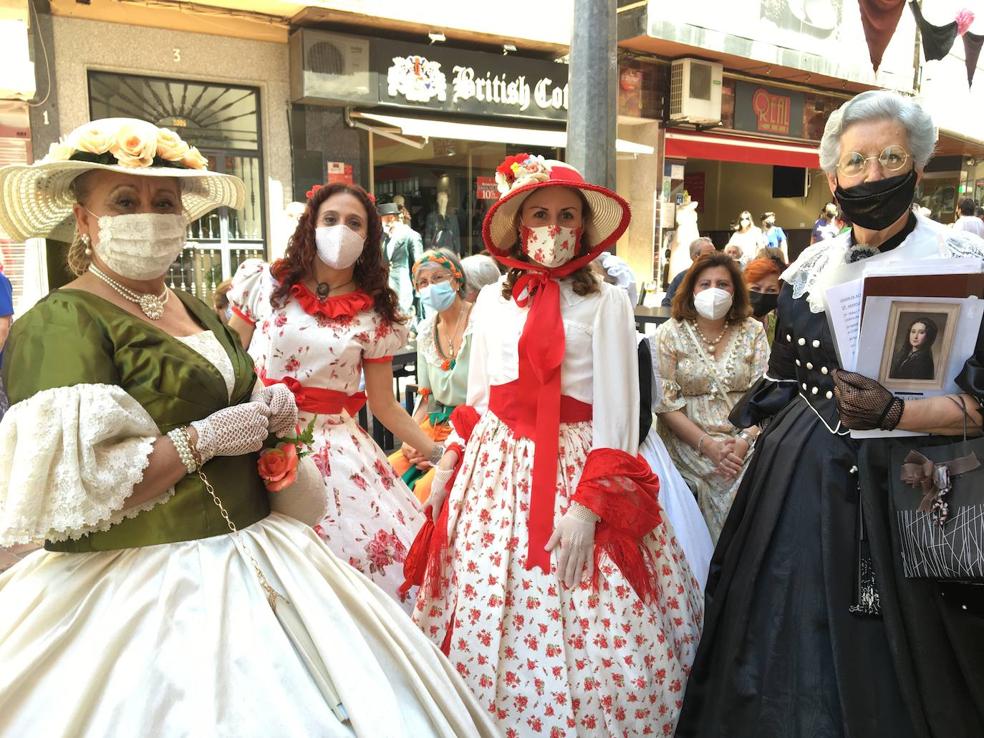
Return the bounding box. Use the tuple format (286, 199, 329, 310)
(640, 430, 714, 590)
(0, 513, 498, 738)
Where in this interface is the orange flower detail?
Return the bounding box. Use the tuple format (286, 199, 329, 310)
(257, 442, 299, 492)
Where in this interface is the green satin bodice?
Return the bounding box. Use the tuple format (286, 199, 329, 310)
(2, 288, 270, 552)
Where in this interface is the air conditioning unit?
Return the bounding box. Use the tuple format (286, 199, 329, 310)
(289, 29, 373, 105)
(669, 58, 723, 125)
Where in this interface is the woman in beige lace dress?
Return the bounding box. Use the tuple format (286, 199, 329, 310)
(653, 252, 769, 541)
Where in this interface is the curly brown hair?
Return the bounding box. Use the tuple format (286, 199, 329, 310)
(271, 182, 404, 325)
(671, 251, 751, 321)
(500, 188, 600, 299)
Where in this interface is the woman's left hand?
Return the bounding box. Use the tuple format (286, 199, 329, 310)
(545, 503, 598, 588)
(832, 369, 905, 430)
(716, 438, 748, 478)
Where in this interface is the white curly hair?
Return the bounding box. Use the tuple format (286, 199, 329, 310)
(818, 90, 936, 176)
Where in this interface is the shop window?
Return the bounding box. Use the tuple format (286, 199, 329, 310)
(88, 71, 265, 299)
(372, 136, 561, 256)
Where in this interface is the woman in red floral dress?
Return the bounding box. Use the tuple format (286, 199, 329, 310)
(408, 156, 703, 736)
(229, 183, 443, 610)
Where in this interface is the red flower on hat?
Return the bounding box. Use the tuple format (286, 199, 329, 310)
(495, 153, 530, 182)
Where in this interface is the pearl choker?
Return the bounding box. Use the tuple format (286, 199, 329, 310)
(89, 265, 169, 320)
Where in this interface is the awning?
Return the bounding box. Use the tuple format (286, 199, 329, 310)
(665, 131, 820, 168)
(351, 111, 655, 155)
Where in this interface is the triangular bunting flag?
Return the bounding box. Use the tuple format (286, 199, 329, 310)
(859, 0, 907, 71)
(909, 1, 958, 62)
(964, 30, 984, 87)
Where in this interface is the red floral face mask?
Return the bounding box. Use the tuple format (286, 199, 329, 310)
(520, 224, 581, 268)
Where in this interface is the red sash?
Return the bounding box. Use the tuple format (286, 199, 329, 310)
(259, 371, 367, 417)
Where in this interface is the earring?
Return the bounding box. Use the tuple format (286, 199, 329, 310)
(80, 233, 92, 255)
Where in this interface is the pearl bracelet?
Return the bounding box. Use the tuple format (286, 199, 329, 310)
(167, 427, 198, 474)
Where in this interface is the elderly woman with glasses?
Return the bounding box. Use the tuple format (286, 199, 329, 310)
(388, 249, 475, 503)
(676, 90, 984, 738)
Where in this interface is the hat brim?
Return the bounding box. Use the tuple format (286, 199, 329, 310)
(482, 180, 631, 265)
(0, 160, 246, 242)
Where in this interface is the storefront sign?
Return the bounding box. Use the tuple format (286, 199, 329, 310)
(373, 39, 569, 121)
(476, 176, 499, 200)
(326, 161, 353, 185)
(734, 81, 805, 139)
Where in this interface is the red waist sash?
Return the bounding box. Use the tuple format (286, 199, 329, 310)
(489, 377, 592, 572)
(488, 381, 593, 438)
(259, 371, 367, 417)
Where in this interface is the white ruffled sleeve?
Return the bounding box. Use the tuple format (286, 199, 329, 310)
(0, 384, 169, 546)
(229, 258, 273, 325)
(590, 284, 639, 453)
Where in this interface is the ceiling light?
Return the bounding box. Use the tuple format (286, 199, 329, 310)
(428, 31, 446, 44)
(503, 43, 517, 55)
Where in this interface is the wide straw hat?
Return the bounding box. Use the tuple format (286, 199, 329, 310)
(482, 154, 630, 269)
(0, 118, 245, 242)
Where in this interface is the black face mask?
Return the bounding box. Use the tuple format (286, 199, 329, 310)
(749, 290, 778, 318)
(834, 169, 917, 231)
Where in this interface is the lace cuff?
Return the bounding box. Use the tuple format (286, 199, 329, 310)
(0, 384, 164, 546)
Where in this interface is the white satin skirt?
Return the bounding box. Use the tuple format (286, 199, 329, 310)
(640, 429, 714, 590)
(0, 513, 500, 738)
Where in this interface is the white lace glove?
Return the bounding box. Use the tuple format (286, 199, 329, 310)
(250, 382, 298, 437)
(190, 402, 271, 465)
(545, 502, 598, 588)
(425, 466, 455, 523)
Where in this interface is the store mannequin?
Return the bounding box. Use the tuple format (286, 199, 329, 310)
(425, 190, 461, 255)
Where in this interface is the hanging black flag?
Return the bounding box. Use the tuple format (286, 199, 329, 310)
(964, 30, 984, 87)
(909, 1, 958, 61)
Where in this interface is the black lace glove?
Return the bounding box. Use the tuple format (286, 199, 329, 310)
(832, 369, 905, 430)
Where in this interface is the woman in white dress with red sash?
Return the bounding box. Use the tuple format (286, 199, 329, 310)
(406, 155, 703, 737)
(229, 183, 442, 609)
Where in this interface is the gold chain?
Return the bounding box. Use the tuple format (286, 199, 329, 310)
(197, 468, 288, 611)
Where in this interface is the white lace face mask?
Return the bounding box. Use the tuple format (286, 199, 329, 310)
(90, 212, 187, 280)
(520, 225, 580, 268)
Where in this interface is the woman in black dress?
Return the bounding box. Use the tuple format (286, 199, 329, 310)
(890, 317, 937, 380)
(675, 90, 984, 738)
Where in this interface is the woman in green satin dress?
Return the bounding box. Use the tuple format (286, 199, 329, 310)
(0, 118, 498, 738)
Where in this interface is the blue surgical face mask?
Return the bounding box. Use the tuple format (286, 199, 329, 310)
(419, 280, 457, 312)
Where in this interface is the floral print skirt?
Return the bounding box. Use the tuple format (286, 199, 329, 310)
(413, 411, 704, 738)
(306, 410, 425, 613)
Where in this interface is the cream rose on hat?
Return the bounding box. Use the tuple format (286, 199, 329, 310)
(156, 128, 190, 162)
(73, 123, 114, 156)
(0, 117, 243, 242)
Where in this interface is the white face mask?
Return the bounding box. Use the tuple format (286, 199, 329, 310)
(315, 224, 365, 269)
(91, 212, 187, 280)
(693, 287, 733, 320)
(520, 225, 580, 268)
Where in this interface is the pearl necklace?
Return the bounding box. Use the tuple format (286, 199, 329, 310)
(693, 319, 730, 354)
(89, 265, 169, 320)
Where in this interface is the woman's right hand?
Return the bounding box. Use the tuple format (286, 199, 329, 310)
(425, 467, 454, 523)
(189, 402, 271, 465)
(424, 449, 461, 522)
